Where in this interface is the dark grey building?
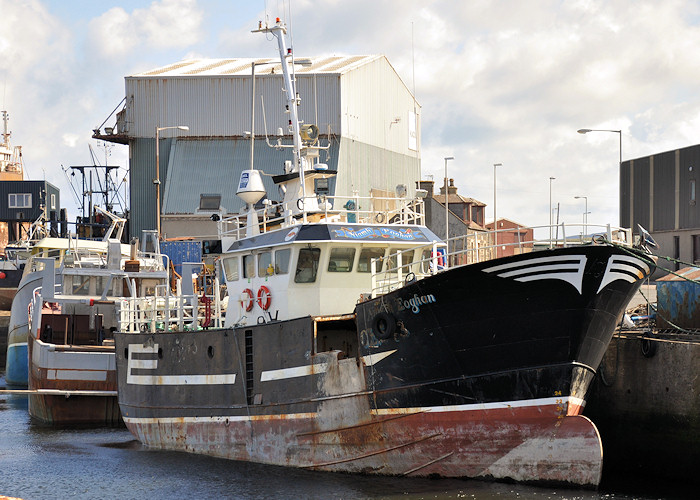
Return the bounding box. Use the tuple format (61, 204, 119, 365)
(0, 180, 59, 240)
(621, 144, 700, 269)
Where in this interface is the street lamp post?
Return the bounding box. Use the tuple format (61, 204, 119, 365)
(493, 163, 502, 255)
(444, 156, 454, 241)
(247, 59, 312, 177)
(155, 125, 189, 238)
(577, 128, 622, 223)
(549, 177, 556, 248)
(574, 195, 588, 236)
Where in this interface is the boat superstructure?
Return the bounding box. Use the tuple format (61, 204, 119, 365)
(113, 18, 655, 488)
(0, 110, 23, 181)
(25, 233, 169, 426)
(4, 210, 150, 386)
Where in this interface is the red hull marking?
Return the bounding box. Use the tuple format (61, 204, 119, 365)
(124, 403, 602, 487)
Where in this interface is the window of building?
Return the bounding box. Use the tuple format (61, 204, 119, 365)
(693, 235, 700, 264)
(50, 193, 56, 210)
(275, 248, 291, 274)
(294, 247, 320, 283)
(691, 179, 697, 205)
(8, 193, 31, 208)
(328, 247, 355, 272)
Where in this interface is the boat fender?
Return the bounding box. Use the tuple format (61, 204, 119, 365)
(257, 286, 272, 310)
(641, 332, 657, 358)
(372, 312, 396, 340)
(241, 288, 255, 312)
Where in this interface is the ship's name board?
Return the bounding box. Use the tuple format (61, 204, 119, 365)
(332, 227, 425, 241)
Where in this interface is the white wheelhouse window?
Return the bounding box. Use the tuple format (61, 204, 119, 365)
(9, 193, 31, 208)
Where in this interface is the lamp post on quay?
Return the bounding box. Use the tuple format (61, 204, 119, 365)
(444, 156, 454, 241)
(155, 125, 189, 238)
(493, 163, 502, 255)
(577, 128, 622, 224)
(549, 176, 556, 248)
(247, 59, 312, 170)
(574, 195, 588, 236)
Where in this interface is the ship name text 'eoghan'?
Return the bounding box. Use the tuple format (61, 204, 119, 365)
(397, 294, 436, 314)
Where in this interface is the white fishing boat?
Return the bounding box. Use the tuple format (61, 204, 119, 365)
(25, 231, 169, 425)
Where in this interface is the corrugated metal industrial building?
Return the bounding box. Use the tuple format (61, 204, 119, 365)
(99, 56, 421, 239)
(621, 143, 700, 270)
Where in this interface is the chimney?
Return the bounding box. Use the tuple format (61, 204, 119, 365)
(418, 180, 434, 198)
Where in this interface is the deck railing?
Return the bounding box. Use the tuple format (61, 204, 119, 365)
(117, 282, 224, 334)
(370, 222, 631, 296)
(217, 194, 425, 241)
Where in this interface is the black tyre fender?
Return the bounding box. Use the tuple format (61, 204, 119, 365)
(372, 312, 396, 340)
(641, 332, 657, 358)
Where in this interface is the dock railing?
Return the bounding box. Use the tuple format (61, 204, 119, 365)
(371, 222, 631, 297)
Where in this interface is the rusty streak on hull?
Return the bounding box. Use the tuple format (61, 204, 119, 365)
(122, 403, 602, 487)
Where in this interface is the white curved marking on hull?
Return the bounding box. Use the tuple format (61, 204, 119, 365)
(596, 255, 650, 293)
(483, 255, 587, 294)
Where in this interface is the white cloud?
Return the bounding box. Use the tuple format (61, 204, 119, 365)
(87, 0, 203, 58)
(3, 0, 700, 230)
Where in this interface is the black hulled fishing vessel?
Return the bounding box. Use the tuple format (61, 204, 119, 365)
(113, 18, 654, 488)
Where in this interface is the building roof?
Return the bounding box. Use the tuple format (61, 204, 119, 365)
(129, 56, 382, 78)
(485, 217, 532, 230)
(433, 193, 486, 206)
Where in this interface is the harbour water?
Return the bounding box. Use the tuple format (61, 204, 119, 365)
(0, 374, 691, 500)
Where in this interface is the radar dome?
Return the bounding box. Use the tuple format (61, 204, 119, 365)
(237, 170, 266, 204)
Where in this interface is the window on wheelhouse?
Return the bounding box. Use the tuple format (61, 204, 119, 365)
(243, 254, 255, 278)
(275, 248, 290, 274)
(328, 247, 355, 272)
(222, 256, 239, 282)
(258, 251, 273, 277)
(358, 247, 385, 272)
(294, 247, 320, 283)
(387, 248, 414, 274)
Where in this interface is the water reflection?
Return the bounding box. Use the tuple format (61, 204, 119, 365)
(0, 374, 684, 500)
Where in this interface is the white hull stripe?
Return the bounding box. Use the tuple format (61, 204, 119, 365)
(596, 255, 650, 293)
(127, 343, 237, 386)
(260, 350, 397, 382)
(122, 396, 586, 424)
(127, 344, 397, 386)
(47, 369, 108, 382)
(128, 374, 237, 385)
(483, 255, 587, 294)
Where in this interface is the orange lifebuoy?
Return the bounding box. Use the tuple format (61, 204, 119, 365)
(257, 286, 272, 310)
(241, 288, 254, 312)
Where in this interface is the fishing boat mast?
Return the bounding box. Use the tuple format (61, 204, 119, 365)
(253, 18, 309, 224)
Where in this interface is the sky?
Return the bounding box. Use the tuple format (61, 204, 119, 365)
(2, 0, 700, 232)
